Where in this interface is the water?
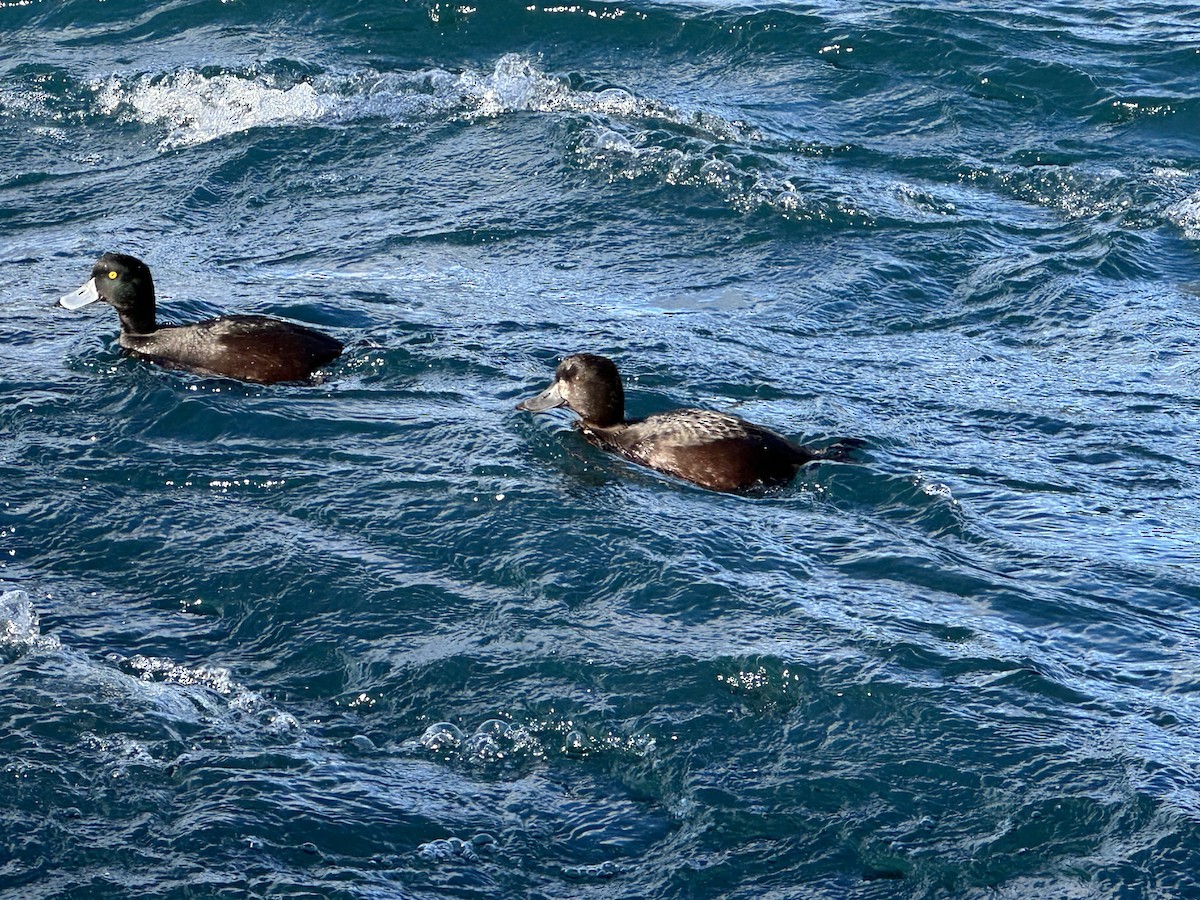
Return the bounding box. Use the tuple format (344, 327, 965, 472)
(2, 1, 1199, 896)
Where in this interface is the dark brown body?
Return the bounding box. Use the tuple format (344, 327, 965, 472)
(578, 408, 822, 493)
(61, 253, 342, 384)
(121, 315, 343, 384)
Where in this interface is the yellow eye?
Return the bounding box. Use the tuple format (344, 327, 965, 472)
(107, 271, 118, 280)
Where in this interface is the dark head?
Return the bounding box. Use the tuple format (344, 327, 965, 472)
(60, 253, 156, 334)
(517, 353, 626, 427)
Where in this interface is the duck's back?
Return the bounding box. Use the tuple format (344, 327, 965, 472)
(592, 409, 816, 492)
(120, 315, 343, 384)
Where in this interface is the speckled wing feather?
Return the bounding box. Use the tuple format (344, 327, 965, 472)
(594, 409, 811, 492)
(626, 409, 763, 447)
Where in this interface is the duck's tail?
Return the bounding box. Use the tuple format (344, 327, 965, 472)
(808, 437, 867, 463)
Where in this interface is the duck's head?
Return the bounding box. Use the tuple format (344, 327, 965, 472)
(518, 353, 626, 428)
(60, 253, 156, 334)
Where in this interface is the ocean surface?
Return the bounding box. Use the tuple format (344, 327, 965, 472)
(2, 1, 1199, 896)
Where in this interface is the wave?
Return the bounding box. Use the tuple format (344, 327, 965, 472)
(81, 54, 885, 227)
(79, 52, 1197, 235)
(0, 588, 300, 742)
(86, 54, 696, 151)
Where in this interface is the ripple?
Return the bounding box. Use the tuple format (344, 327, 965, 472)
(5, 1, 1200, 896)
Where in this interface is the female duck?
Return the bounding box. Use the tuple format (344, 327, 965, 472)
(60, 253, 343, 384)
(518, 353, 859, 493)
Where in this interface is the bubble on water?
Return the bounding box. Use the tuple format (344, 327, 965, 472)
(461, 718, 512, 759)
(563, 860, 622, 880)
(417, 836, 476, 862)
(914, 473, 960, 507)
(418, 722, 466, 752)
(562, 729, 588, 758)
(1, 590, 39, 641)
(417, 833, 497, 863)
(106, 652, 302, 738)
(349, 734, 377, 752)
(265, 711, 299, 733)
(346, 692, 377, 711)
(716, 659, 814, 713)
(116, 653, 243, 697)
(470, 833, 497, 853)
(413, 714, 656, 763)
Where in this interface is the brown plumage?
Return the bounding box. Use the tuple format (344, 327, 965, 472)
(518, 353, 860, 493)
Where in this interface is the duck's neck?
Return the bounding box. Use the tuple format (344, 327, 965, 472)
(116, 306, 156, 336)
(584, 412, 626, 429)
(577, 419, 627, 448)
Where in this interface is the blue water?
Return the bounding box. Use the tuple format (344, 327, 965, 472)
(2, 1, 1200, 896)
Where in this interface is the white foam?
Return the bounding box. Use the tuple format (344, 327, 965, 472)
(88, 54, 740, 152)
(110, 652, 284, 725)
(118, 652, 244, 696)
(1165, 191, 1200, 240)
(0, 84, 48, 119)
(93, 69, 336, 151)
(571, 126, 844, 220)
(0, 589, 60, 659)
(118, 659, 306, 755)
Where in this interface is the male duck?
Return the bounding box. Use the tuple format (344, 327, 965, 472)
(60, 253, 342, 384)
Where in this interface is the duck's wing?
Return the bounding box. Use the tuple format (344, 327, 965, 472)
(633, 409, 762, 445)
(607, 410, 808, 492)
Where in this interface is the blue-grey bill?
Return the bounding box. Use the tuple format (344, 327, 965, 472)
(517, 381, 566, 412)
(59, 278, 100, 310)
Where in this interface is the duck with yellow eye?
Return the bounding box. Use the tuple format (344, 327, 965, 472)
(59, 252, 343, 384)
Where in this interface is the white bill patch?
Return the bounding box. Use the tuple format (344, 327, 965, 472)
(59, 277, 101, 309)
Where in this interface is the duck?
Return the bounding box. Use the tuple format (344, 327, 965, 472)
(517, 353, 860, 493)
(59, 253, 343, 384)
